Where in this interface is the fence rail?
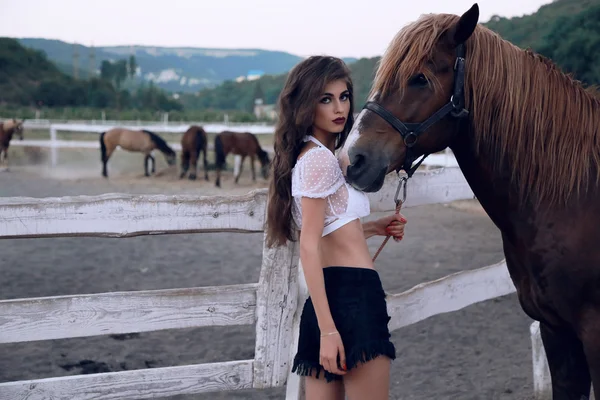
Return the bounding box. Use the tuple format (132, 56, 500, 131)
(0, 167, 552, 400)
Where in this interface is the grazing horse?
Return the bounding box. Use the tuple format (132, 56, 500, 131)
(99, 128, 176, 178)
(339, 4, 600, 399)
(0, 119, 24, 171)
(214, 131, 270, 187)
(180, 125, 209, 181)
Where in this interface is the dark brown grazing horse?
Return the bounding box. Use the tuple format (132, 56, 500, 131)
(340, 4, 600, 400)
(100, 128, 176, 178)
(0, 119, 24, 171)
(214, 131, 270, 187)
(180, 125, 209, 181)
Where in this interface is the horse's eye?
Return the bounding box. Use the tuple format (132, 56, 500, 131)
(409, 73, 429, 87)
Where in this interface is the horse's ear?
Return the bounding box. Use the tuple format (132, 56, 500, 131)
(450, 3, 479, 47)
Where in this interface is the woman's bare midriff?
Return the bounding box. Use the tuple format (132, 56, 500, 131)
(319, 219, 374, 269)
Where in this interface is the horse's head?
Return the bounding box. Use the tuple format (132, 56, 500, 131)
(258, 149, 271, 179)
(164, 149, 176, 166)
(14, 119, 24, 140)
(5, 119, 24, 140)
(339, 4, 479, 192)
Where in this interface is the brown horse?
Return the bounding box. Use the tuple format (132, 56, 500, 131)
(340, 4, 600, 399)
(214, 131, 270, 187)
(99, 128, 176, 178)
(180, 125, 209, 181)
(0, 119, 24, 171)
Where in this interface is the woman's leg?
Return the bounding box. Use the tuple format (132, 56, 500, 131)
(305, 371, 345, 400)
(343, 356, 391, 400)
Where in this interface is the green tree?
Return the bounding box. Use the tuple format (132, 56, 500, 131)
(538, 5, 600, 85)
(128, 54, 137, 80)
(100, 60, 113, 81)
(113, 59, 128, 89)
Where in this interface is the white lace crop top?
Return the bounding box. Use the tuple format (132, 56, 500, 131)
(291, 135, 370, 236)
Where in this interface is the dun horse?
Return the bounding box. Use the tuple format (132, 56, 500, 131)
(339, 4, 600, 399)
(99, 128, 176, 178)
(180, 125, 209, 181)
(214, 131, 270, 187)
(0, 119, 24, 171)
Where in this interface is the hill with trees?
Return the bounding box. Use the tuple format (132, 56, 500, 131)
(17, 38, 357, 93)
(0, 38, 182, 112)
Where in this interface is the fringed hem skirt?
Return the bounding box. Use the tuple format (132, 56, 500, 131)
(291, 266, 396, 383)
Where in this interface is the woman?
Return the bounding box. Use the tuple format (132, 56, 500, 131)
(266, 56, 406, 400)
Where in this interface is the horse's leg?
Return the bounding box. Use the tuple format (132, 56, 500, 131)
(0, 148, 7, 172)
(180, 151, 190, 179)
(540, 322, 591, 399)
(144, 155, 150, 177)
(203, 147, 209, 181)
(189, 150, 198, 181)
(235, 155, 246, 184)
(580, 308, 600, 400)
(250, 155, 256, 181)
(150, 153, 156, 174)
(1, 148, 6, 171)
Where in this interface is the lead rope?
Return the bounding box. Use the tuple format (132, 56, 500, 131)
(372, 173, 408, 262)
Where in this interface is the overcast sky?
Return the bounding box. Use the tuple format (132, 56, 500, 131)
(1, 0, 552, 58)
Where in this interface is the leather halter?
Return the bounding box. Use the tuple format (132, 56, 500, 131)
(362, 43, 469, 177)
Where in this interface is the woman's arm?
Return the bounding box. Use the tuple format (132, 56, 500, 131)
(299, 196, 347, 375)
(299, 197, 335, 333)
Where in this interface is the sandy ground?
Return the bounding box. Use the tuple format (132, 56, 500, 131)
(0, 147, 536, 399)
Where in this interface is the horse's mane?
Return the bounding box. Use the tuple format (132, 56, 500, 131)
(373, 13, 600, 206)
(142, 130, 175, 155)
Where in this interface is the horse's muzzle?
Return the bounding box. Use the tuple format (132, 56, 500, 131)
(345, 148, 389, 192)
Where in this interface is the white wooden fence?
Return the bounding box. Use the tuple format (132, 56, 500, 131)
(0, 167, 552, 399)
(12, 123, 459, 172)
(12, 122, 276, 167)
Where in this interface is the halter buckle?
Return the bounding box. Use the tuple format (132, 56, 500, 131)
(404, 132, 418, 148)
(450, 95, 469, 118)
(450, 107, 469, 118)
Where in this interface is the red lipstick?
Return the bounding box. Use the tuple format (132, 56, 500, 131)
(333, 117, 346, 125)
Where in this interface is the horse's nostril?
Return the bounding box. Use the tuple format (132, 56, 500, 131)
(353, 153, 366, 170)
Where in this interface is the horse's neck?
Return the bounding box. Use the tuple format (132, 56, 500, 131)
(450, 131, 524, 234)
(1, 126, 14, 142)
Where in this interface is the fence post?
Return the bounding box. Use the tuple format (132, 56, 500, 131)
(531, 321, 552, 400)
(50, 125, 57, 167)
(254, 230, 300, 389)
(285, 261, 308, 400)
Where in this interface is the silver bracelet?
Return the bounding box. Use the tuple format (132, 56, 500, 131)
(320, 330, 339, 338)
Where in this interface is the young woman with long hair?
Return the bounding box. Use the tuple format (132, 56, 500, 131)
(266, 56, 406, 400)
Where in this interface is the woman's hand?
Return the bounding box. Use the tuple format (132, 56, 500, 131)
(375, 213, 407, 241)
(319, 331, 347, 375)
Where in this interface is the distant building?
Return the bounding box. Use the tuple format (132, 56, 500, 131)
(254, 98, 277, 120)
(247, 70, 264, 81)
(236, 70, 265, 82)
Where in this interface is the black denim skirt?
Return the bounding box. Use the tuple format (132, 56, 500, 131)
(291, 266, 396, 382)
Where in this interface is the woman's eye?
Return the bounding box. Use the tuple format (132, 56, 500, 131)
(409, 73, 429, 87)
(320, 97, 331, 104)
(340, 94, 349, 101)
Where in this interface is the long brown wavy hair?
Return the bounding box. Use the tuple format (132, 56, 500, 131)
(265, 56, 355, 247)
